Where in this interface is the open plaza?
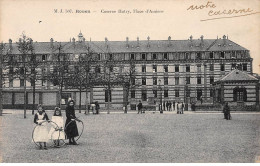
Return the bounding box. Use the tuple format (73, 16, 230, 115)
(0, 109, 260, 163)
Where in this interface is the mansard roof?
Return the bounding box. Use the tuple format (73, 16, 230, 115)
(3, 38, 248, 54)
(215, 69, 258, 83)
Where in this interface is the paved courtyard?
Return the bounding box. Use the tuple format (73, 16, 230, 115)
(0, 109, 260, 163)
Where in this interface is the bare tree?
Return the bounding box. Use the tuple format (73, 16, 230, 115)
(16, 33, 34, 119)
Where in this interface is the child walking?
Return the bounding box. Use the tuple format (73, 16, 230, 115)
(48, 107, 65, 147)
(33, 105, 50, 150)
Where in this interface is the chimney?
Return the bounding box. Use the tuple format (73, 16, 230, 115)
(189, 35, 193, 41)
(137, 37, 139, 47)
(83, 37, 85, 42)
(126, 37, 129, 48)
(223, 35, 226, 45)
(72, 37, 75, 47)
(168, 36, 171, 47)
(9, 39, 12, 50)
(50, 38, 54, 48)
(147, 36, 150, 48)
(200, 35, 204, 46)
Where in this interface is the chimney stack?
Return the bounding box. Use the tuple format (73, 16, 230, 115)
(189, 35, 193, 41)
(137, 37, 139, 47)
(168, 36, 171, 47)
(50, 38, 54, 48)
(126, 37, 129, 48)
(147, 36, 150, 48)
(83, 37, 85, 42)
(72, 37, 75, 47)
(9, 39, 12, 50)
(223, 35, 226, 45)
(200, 35, 204, 46)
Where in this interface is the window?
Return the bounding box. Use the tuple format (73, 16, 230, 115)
(175, 89, 179, 97)
(164, 90, 168, 97)
(153, 53, 157, 60)
(243, 63, 247, 71)
(186, 65, 190, 72)
(210, 89, 214, 97)
(233, 87, 247, 102)
(220, 52, 225, 59)
(9, 78, 13, 87)
(197, 77, 201, 84)
(164, 66, 168, 72)
(186, 77, 190, 84)
(210, 64, 214, 71)
(164, 77, 168, 85)
(96, 66, 101, 73)
(142, 66, 146, 72)
(105, 89, 112, 102)
(175, 77, 179, 85)
(231, 52, 236, 59)
(175, 65, 179, 72)
(164, 53, 168, 60)
(142, 90, 147, 101)
(42, 55, 47, 61)
(210, 76, 214, 84)
(153, 65, 157, 72)
(210, 52, 214, 59)
(131, 90, 135, 98)
(42, 79, 46, 86)
(142, 54, 146, 60)
(231, 63, 236, 70)
(196, 52, 201, 60)
(153, 90, 157, 98)
(130, 54, 135, 60)
(109, 54, 113, 60)
(197, 89, 202, 100)
(185, 53, 191, 59)
(20, 68, 25, 75)
(186, 89, 190, 97)
(131, 104, 136, 110)
(97, 54, 101, 60)
(221, 64, 225, 71)
(131, 77, 135, 85)
(109, 66, 113, 72)
(9, 67, 13, 74)
(197, 64, 201, 72)
(142, 77, 146, 85)
(153, 77, 157, 85)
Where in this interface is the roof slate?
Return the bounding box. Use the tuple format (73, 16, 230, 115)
(3, 38, 248, 54)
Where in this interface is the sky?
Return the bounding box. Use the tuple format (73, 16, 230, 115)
(0, 0, 260, 73)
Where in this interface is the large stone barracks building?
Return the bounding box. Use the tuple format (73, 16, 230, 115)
(1, 32, 259, 111)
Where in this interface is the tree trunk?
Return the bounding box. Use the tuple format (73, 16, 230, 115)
(23, 57, 27, 119)
(32, 80, 36, 114)
(0, 53, 3, 116)
(79, 84, 82, 113)
(85, 89, 89, 114)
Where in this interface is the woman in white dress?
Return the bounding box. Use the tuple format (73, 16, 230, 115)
(33, 105, 50, 150)
(48, 107, 65, 147)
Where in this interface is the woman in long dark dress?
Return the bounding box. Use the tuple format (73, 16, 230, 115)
(65, 100, 80, 145)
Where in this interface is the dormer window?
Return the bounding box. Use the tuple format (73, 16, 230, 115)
(196, 52, 201, 60)
(210, 52, 214, 59)
(142, 54, 146, 60)
(130, 54, 135, 60)
(42, 55, 47, 61)
(153, 53, 157, 60)
(164, 53, 168, 60)
(221, 52, 225, 59)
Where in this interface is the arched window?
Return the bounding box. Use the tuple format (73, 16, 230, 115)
(233, 87, 247, 102)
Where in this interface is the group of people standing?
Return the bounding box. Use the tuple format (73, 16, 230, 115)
(33, 100, 80, 150)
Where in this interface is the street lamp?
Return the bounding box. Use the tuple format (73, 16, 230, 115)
(158, 79, 163, 113)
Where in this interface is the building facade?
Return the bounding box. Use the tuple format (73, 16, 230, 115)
(1, 33, 257, 110)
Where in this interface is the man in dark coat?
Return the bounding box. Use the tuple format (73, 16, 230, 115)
(65, 100, 80, 145)
(95, 101, 100, 114)
(223, 102, 231, 120)
(137, 100, 143, 114)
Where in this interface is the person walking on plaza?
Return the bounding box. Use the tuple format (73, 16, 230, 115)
(48, 107, 65, 147)
(65, 100, 80, 145)
(163, 101, 166, 111)
(169, 101, 172, 111)
(181, 102, 184, 114)
(223, 102, 231, 120)
(33, 105, 50, 150)
(137, 100, 143, 114)
(95, 101, 100, 114)
(177, 102, 181, 114)
(166, 101, 169, 111)
(173, 101, 175, 111)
